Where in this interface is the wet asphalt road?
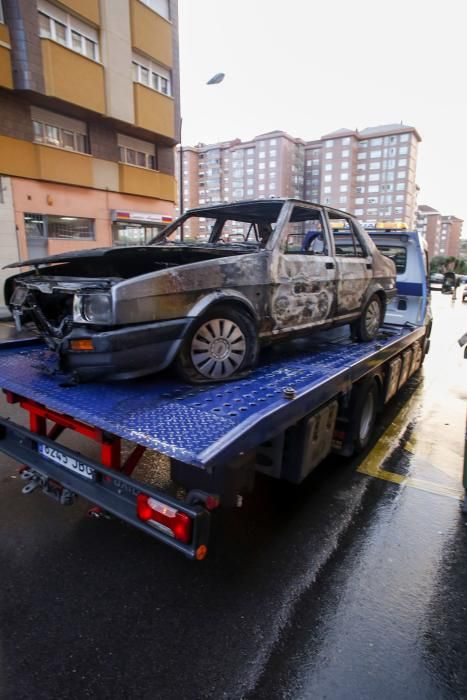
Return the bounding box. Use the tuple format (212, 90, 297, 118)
(0, 292, 466, 700)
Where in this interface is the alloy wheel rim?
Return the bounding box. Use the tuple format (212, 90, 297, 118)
(191, 318, 247, 378)
(365, 300, 381, 336)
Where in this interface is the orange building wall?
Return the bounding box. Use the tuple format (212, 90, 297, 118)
(11, 178, 174, 261)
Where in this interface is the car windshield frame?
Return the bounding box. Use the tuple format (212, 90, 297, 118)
(148, 200, 288, 247)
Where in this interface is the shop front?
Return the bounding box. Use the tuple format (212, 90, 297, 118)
(111, 210, 173, 246)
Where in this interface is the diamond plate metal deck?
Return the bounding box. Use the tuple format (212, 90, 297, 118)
(0, 326, 420, 469)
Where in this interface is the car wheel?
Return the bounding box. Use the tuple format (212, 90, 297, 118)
(175, 305, 258, 383)
(352, 294, 383, 342)
(350, 378, 380, 453)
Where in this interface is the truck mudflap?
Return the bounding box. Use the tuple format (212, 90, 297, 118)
(0, 417, 210, 560)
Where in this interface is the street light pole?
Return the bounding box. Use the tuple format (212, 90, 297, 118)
(178, 73, 225, 241)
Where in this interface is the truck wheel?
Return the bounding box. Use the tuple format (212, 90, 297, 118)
(350, 378, 379, 453)
(352, 295, 383, 342)
(175, 305, 258, 383)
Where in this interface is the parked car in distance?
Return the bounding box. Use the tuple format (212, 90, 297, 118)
(4, 199, 397, 383)
(430, 272, 444, 291)
(462, 285, 467, 303)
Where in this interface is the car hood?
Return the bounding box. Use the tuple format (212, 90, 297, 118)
(3, 246, 164, 269)
(3, 244, 260, 270)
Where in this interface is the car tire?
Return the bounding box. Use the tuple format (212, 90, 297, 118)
(351, 294, 383, 342)
(350, 378, 380, 453)
(175, 305, 259, 383)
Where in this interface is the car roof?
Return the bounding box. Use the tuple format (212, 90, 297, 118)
(184, 199, 355, 224)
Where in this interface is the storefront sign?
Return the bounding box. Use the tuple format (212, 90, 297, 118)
(111, 210, 173, 225)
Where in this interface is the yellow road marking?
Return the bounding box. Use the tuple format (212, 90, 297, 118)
(356, 386, 464, 501)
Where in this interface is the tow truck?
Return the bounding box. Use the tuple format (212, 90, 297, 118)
(0, 225, 431, 559)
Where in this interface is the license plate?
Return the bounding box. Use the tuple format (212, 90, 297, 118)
(38, 443, 95, 481)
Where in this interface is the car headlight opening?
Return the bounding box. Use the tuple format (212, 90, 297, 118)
(81, 294, 113, 323)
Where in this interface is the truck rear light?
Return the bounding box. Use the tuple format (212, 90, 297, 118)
(136, 493, 193, 544)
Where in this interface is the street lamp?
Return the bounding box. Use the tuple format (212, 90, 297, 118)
(178, 72, 225, 238)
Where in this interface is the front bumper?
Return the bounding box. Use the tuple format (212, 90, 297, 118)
(60, 318, 191, 381)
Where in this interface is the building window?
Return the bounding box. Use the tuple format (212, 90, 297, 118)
(31, 107, 88, 153)
(370, 150, 382, 158)
(118, 133, 156, 170)
(324, 186, 331, 194)
(140, 0, 170, 19)
(325, 140, 333, 147)
(340, 173, 348, 181)
(399, 133, 410, 142)
(132, 53, 171, 95)
(325, 152, 332, 160)
(0, 2, 4, 23)
(24, 213, 94, 240)
(370, 138, 382, 146)
(38, 0, 99, 61)
(342, 149, 349, 157)
(399, 146, 408, 155)
(324, 175, 332, 182)
(369, 162, 380, 170)
(342, 137, 350, 145)
(339, 185, 348, 193)
(369, 174, 380, 182)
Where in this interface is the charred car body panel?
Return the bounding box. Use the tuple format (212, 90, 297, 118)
(4, 199, 397, 382)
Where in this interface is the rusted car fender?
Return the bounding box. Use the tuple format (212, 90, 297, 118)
(360, 282, 390, 312)
(184, 289, 260, 326)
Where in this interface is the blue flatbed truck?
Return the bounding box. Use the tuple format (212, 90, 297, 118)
(0, 229, 431, 559)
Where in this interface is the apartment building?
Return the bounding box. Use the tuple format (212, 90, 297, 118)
(0, 0, 180, 303)
(304, 124, 421, 228)
(416, 205, 463, 258)
(179, 124, 421, 231)
(176, 130, 305, 239)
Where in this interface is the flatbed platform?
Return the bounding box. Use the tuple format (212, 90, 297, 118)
(0, 323, 423, 470)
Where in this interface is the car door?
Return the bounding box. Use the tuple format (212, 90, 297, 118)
(269, 204, 337, 333)
(326, 211, 372, 318)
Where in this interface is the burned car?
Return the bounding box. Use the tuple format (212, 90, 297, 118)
(4, 199, 396, 383)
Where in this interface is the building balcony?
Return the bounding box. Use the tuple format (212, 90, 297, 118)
(0, 23, 12, 89)
(133, 83, 175, 139)
(37, 145, 93, 187)
(41, 39, 106, 114)
(0, 136, 93, 187)
(56, 0, 100, 25)
(119, 163, 175, 201)
(130, 0, 172, 67)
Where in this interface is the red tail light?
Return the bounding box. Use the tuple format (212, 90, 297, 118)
(136, 494, 193, 544)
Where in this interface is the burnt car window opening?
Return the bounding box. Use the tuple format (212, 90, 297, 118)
(155, 215, 277, 247)
(330, 215, 367, 258)
(149, 200, 286, 247)
(284, 206, 327, 255)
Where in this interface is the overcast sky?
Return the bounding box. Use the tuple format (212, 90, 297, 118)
(178, 0, 466, 233)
